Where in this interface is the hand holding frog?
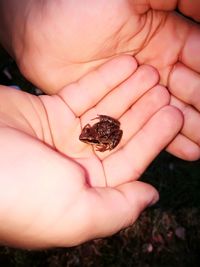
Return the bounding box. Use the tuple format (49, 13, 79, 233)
(0, 0, 199, 160)
(0, 56, 182, 248)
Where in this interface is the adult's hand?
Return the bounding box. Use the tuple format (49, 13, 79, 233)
(0, 0, 199, 160)
(0, 56, 182, 249)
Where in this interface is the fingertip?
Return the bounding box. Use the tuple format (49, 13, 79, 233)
(152, 85, 170, 106)
(138, 64, 160, 84)
(97, 55, 139, 90)
(85, 181, 159, 238)
(117, 181, 159, 215)
(159, 105, 184, 133)
(167, 134, 200, 161)
(185, 146, 200, 161)
(127, 64, 160, 96)
(112, 55, 138, 74)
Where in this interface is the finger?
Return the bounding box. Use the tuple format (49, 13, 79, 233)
(58, 55, 137, 116)
(95, 85, 170, 159)
(170, 96, 200, 146)
(142, 0, 200, 21)
(178, 0, 200, 22)
(120, 85, 169, 146)
(94, 65, 159, 118)
(69, 181, 159, 246)
(179, 24, 200, 74)
(103, 106, 183, 187)
(166, 134, 200, 161)
(150, 1, 174, 10)
(169, 62, 200, 111)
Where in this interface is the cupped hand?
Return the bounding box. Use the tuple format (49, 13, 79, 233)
(0, 0, 199, 160)
(0, 56, 182, 249)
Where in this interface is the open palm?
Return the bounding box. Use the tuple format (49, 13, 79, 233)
(0, 56, 182, 248)
(1, 0, 199, 160)
(42, 56, 181, 187)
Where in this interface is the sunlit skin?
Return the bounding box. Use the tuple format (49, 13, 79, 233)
(0, 0, 199, 160)
(0, 56, 183, 248)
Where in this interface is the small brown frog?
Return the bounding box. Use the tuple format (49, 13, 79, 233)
(79, 115, 123, 152)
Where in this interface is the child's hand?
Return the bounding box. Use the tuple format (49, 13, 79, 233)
(0, 0, 199, 160)
(0, 56, 182, 248)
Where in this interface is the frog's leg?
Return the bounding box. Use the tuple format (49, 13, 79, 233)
(110, 130, 123, 149)
(95, 143, 109, 152)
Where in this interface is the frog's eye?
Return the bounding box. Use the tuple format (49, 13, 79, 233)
(81, 125, 91, 134)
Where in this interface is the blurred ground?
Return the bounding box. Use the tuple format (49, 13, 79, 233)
(0, 47, 200, 267)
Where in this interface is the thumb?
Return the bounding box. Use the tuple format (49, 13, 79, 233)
(73, 181, 159, 244)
